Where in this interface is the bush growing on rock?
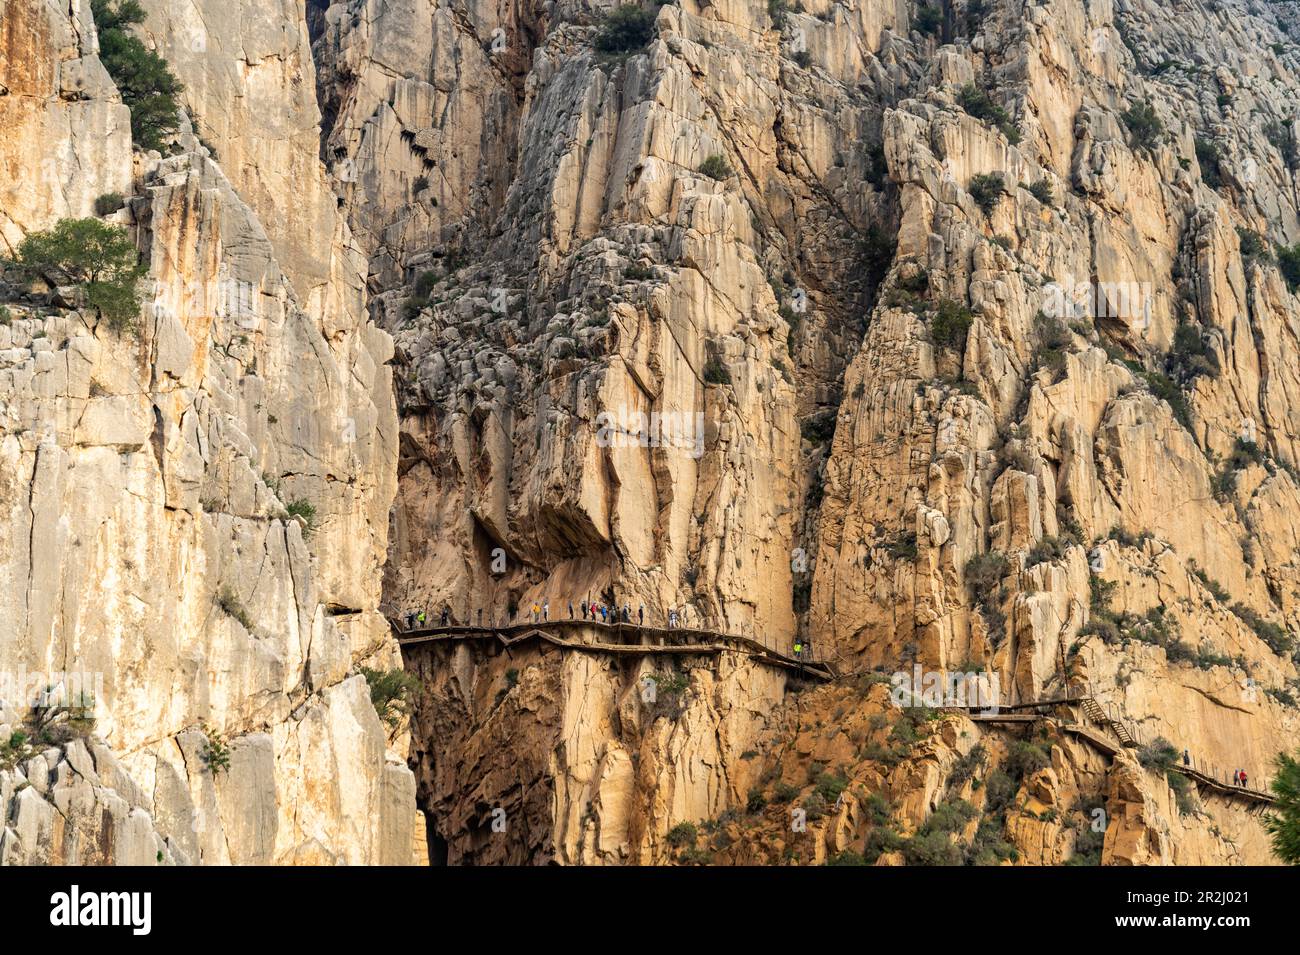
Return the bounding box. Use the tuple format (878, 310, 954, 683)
(930, 299, 974, 351)
(965, 551, 1009, 594)
(216, 585, 254, 631)
(1264, 749, 1300, 863)
(915, 4, 942, 36)
(1138, 737, 1178, 772)
(200, 721, 231, 775)
(967, 173, 1005, 215)
(1121, 99, 1163, 152)
(285, 498, 318, 537)
(957, 85, 1021, 144)
(665, 821, 697, 847)
(361, 667, 422, 728)
(1229, 602, 1294, 656)
(594, 5, 655, 55)
(1027, 178, 1054, 206)
(8, 217, 146, 332)
(91, 0, 183, 152)
(1277, 243, 1300, 292)
(703, 357, 731, 384)
(697, 153, 733, 180)
(94, 192, 125, 216)
(1195, 136, 1225, 189)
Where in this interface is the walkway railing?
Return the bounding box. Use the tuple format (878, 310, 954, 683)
(947, 688, 1275, 807)
(390, 616, 834, 679)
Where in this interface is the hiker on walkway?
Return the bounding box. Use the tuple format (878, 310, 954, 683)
(638, 604, 645, 626)
(406, 611, 416, 630)
(543, 600, 549, 622)
(1234, 769, 1241, 786)
(440, 606, 450, 627)
(581, 602, 588, 619)
(417, 609, 426, 626)
(1183, 748, 1190, 767)
(622, 604, 631, 623)
(600, 605, 608, 623)
(531, 602, 540, 622)
(793, 640, 804, 659)
(1240, 770, 1249, 789)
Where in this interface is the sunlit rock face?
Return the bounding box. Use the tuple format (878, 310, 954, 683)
(0, 0, 412, 865)
(2, 0, 1296, 865)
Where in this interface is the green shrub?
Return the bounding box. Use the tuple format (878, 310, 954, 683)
(1141, 370, 1192, 431)
(1229, 602, 1294, 655)
(1121, 100, 1163, 152)
(967, 172, 1005, 215)
(697, 153, 733, 180)
(360, 666, 422, 727)
(91, 0, 183, 152)
(666, 821, 698, 847)
(216, 585, 254, 631)
(1237, 227, 1271, 262)
(885, 530, 918, 560)
(772, 781, 800, 803)
(930, 299, 974, 351)
(594, 5, 655, 55)
(413, 269, 439, 298)
(703, 357, 731, 384)
(1265, 749, 1300, 863)
(826, 849, 868, 866)
(965, 551, 1009, 593)
(1170, 320, 1218, 380)
(1005, 740, 1051, 780)
(814, 771, 849, 802)
(1195, 137, 1224, 190)
(200, 722, 231, 775)
(285, 499, 317, 536)
(957, 85, 1021, 145)
(1138, 737, 1178, 772)
(1027, 178, 1054, 206)
(9, 218, 146, 332)
(915, 4, 942, 35)
(94, 192, 126, 216)
(1264, 120, 1299, 170)
(1277, 243, 1300, 293)
(1025, 533, 1074, 568)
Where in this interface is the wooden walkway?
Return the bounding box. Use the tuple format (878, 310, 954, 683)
(392, 618, 835, 680)
(951, 694, 1275, 808)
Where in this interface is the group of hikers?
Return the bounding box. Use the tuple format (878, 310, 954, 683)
(401, 600, 815, 661)
(1182, 748, 1255, 790)
(403, 601, 687, 631)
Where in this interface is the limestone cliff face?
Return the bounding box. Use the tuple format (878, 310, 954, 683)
(3, 0, 1297, 867)
(0, 0, 412, 864)
(343, 0, 1297, 864)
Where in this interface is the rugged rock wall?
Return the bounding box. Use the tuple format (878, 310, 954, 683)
(352, 0, 1297, 864)
(4, 0, 1295, 866)
(405, 635, 785, 863)
(0, 0, 413, 864)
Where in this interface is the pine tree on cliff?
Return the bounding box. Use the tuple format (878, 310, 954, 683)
(91, 0, 183, 153)
(1266, 750, 1300, 864)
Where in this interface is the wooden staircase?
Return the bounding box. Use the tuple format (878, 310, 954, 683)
(1080, 696, 1137, 748)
